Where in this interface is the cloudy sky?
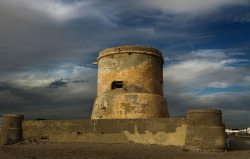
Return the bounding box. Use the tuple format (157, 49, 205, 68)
(0, 0, 249, 128)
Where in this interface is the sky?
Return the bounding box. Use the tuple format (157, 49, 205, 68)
(0, 0, 249, 128)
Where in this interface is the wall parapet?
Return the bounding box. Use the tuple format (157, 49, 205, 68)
(22, 118, 187, 146)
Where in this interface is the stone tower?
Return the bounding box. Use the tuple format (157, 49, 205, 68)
(91, 45, 169, 119)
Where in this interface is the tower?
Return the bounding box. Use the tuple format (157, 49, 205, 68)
(91, 45, 169, 119)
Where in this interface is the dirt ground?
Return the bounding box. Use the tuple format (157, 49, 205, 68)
(0, 138, 249, 159)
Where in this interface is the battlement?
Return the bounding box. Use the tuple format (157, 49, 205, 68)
(97, 45, 163, 61)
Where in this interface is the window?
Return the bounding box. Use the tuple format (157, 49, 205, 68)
(111, 81, 123, 89)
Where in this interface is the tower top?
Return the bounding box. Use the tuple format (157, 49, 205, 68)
(97, 45, 163, 62)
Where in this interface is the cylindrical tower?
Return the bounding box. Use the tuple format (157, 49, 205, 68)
(91, 45, 169, 119)
(185, 109, 227, 151)
(0, 114, 24, 145)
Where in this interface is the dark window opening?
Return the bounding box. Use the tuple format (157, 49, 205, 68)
(111, 81, 123, 89)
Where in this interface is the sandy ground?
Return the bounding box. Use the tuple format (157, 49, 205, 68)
(0, 138, 249, 159)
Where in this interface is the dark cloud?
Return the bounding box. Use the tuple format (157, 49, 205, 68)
(0, 0, 110, 73)
(48, 79, 89, 88)
(2, 0, 246, 73)
(49, 79, 69, 88)
(0, 80, 96, 120)
(72, 80, 88, 83)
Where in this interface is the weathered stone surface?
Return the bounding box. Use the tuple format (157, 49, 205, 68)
(22, 111, 226, 151)
(0, 114, 24, 145)
(92, 93, 168, 119)
(185, 109, 227, 151)
(22, 118, 187, 146)
(92, 45, 169, 119)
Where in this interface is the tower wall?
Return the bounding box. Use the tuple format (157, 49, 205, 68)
(91, 45, 169, 119)
(0, 114, 24, 145)
(185, 109, 226, 151)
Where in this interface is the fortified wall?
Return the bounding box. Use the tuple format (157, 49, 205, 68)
(0, 45, 227, 151)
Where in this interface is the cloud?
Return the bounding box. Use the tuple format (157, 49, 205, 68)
(3, 64, 97, 87)
(49, 79, 69, 88)
(1, 0, 247, 74)
(72, 80, 88, 83)
(0, 0, 249, 128)
(28, 0, 91, 22)
(0, 0, 113, 73)
(164, 60, 245, 91)
(2, 0, 115, 23)
(222, 109, 250, 128)
(144, 0, 250, 14)
(164, 49, 250, 91)
(0, 78, 96, 120)
(0, 64, 97, 119)
(233, 13, 250, 23)
(163, 49, 250, 128)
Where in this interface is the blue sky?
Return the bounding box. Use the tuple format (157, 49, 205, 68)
(0, 0, 250, 128)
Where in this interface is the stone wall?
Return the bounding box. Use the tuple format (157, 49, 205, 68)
(1, 109, 227, 151)
(22, 118, 187, 146)
(0, 128, 1, 142)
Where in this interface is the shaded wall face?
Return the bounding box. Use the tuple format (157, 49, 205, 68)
(22, 118, 187, 146)
(97, 53, 163, 96)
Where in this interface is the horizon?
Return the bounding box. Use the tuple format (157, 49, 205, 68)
(0, 0, 250, 128)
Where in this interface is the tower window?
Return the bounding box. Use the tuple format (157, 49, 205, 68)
(111, 81, 123, 89)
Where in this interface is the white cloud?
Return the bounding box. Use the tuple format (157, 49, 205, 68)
(165, 60, 246, 90)
(190, 49, 226, 59)
(164, 49, 250, 93)
(2, 0, 116, 24)
(7, 0, 90, 22)
(4, 64, 97, 87)
(207, 81, 229, 88)
(163, 49, 250, 126)
(164, 60, 223, 89)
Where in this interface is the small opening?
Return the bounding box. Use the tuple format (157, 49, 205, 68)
(111, 81, 123, 89)
(41, 137, 49, 140)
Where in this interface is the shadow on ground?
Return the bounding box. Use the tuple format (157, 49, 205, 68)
(229, 138, 250, 151)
